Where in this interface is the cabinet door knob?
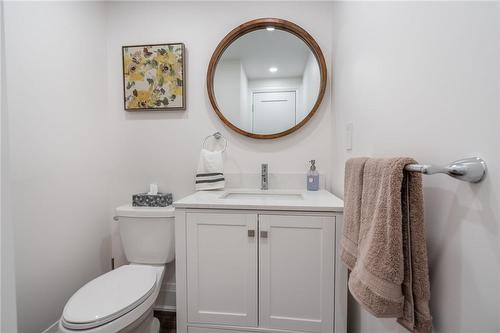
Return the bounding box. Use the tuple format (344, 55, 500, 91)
(248, 229, 255, 238)
(260, 230, 268, 238)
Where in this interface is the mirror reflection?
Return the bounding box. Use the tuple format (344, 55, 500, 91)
(214, 28, 321, 135)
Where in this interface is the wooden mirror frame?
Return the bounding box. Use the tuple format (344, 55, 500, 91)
(207, 18, 327, 139)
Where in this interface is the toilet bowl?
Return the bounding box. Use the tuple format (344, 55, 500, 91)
(58, 205, 175, 333)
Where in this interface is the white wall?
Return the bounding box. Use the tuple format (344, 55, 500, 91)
(247, 77, 302, 89)
(214, 59, 243, 126)
(106, 1, 334, 272)
(0, 0, 18, 331)
(301, 53, 320, 122)
(4, 2, 111, 332)
(239, 64, 250, 132)
(248, 77, 302, 91)
(331, 2, 500, 333)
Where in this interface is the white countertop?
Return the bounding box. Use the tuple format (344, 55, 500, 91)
(174, 189, 344, 212)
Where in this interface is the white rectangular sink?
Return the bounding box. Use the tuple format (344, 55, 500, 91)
(221, 190, 304, 201)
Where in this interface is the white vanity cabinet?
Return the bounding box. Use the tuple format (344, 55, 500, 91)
(174, 190, 346, 333)
(258, 215, 335, 332)
(186, 212, 258, 327)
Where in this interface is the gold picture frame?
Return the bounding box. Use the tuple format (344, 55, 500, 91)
(122, 43, 185, 111)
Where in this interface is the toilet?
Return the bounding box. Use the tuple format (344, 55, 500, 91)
(58, 204, 175, 333)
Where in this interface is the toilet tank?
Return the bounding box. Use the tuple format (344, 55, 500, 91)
(115, 205, 175, 265)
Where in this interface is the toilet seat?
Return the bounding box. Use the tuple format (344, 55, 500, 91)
(62, 265, 158, 330)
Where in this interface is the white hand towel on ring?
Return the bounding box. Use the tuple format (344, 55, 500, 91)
(195, 149, 225, 190)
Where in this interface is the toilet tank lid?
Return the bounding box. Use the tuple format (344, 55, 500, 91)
(115, 204, 175, 218)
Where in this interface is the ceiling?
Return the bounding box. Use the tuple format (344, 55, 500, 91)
(220, 29, 313, 80)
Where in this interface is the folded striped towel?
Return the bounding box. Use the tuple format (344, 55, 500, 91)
(195, 149, 225, 190)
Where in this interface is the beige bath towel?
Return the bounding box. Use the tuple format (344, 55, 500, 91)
(397, 170, 432, 333)
(341, 157, 369, 270)
(343, 158, 432, 333)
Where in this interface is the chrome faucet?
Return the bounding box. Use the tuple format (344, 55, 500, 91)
(261, 163, 269, 190)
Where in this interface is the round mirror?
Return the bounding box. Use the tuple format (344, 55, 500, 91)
(207, 18, 327, 139)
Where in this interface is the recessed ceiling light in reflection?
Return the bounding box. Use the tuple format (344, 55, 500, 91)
(269, 67, 278, 73)
(266, 26, 275, 31)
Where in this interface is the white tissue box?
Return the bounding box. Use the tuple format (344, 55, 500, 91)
(132, 193, 173, 207)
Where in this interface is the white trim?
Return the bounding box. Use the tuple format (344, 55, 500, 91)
(250, 86, 299, 94)
(154, 304, 177, 312)
(335, 214, 348, 333)
(175, 209, 188, 333)
(163, 282, 176, 291)
(41, 321, 59, 333)
(179, 208, 337, 217)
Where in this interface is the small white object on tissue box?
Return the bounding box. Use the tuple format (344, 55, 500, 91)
(148, 183, 158, 195)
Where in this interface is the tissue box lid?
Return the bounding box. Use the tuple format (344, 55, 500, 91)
(116, 204, 175, 218)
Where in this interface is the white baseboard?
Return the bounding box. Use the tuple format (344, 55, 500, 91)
(153, 304, 176, 312)
(42, 321, 59, 333)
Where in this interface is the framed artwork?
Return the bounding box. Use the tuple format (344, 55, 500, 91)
(122, 43, 185, 111)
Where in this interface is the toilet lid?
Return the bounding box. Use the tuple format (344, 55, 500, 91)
(62, 265, 157, 330)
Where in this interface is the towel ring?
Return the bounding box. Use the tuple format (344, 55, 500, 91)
(202, 132, 227, 152)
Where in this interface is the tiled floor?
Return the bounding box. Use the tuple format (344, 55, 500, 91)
(154, 310, 176, 333)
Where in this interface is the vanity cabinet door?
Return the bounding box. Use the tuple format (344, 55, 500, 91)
(186, 212, 258, 327)
(258, 215, 335, 333)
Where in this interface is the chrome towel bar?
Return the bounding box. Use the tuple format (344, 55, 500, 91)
(405, 157, 487, 183)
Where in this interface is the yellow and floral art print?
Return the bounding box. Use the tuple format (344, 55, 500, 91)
(122, 43, 185, 110)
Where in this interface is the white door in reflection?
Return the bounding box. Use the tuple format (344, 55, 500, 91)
(252, 91, 296, 134)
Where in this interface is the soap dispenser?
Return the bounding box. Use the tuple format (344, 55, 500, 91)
(307, 160, 319, 191)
